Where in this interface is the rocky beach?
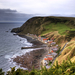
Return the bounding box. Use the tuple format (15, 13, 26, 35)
(13, 34, 48, 71)
(10, 16, 74, 72)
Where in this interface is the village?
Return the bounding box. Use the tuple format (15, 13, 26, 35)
(25, 33, 60, 69)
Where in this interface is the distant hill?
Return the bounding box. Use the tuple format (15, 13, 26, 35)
(0, 9, 34, 22)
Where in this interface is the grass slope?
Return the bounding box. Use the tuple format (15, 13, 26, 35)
(11, 16, 75, 36)
(54, 38, 75, 65)
(41, 22, 75, 35)
(11, 16, 75, 70)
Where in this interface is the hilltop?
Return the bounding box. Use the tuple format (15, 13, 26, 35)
(11, 16, 75, 36)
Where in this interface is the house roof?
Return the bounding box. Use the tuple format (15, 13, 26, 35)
(43, 39, 47, 40)
(51, 50, 53, 52)
(44, 57, 53, 60)
(46, 55, 52, 57)
(48, 41, 53, 43)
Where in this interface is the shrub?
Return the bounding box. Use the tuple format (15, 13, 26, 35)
(4, 59, 75, 75)
(0, 69, 4, 75)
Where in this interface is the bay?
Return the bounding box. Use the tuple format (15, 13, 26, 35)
(0, 22, 33, 74)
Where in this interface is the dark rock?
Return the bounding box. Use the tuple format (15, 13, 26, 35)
(6, 31, 8, 32)
(13, 47, 47, 71)
(13, 33, 17, 35)
(21, 46, 41, 49)
(20, 39, 22, 41)
(11, 27, 21, 33)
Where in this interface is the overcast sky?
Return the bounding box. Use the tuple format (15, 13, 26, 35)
(0, 0, 75, 16)
(0, 9, 34, 22)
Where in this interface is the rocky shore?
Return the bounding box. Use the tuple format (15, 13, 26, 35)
(13, 34, 48, 71)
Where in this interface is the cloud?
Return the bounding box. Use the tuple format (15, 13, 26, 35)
(0, 9, 34, 22)
(0, 0, 75, 16)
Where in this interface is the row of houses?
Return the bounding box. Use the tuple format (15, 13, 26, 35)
(36, 35, 59, 67)
(27, 33, 59, 67)
(27, 33, 54, 43)
(43, 45, 59, 66)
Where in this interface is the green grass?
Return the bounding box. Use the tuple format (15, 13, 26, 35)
(48, 61, 52, 65)
(68, 47, 72, 49)
(41, 23, 75, 35)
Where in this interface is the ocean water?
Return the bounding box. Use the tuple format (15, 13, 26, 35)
(0, 22, 34, 73)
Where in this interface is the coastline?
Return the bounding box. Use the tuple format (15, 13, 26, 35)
(13, 33, 48, 71)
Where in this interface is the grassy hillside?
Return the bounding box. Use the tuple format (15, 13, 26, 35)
(11, 16, 75, 43)
(11, 16, 75, 35)
(42, 23, 75, 35)
(11, 16, 75, 61)
(11, 16, 75, 72)
(54, 37, 75, 65)
(9, 16, 75, 75)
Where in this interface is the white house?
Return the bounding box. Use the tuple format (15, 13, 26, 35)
(51, 52, 57, 57)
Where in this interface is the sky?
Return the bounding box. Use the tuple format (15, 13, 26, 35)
(0, 0, 75, 16)
(0, 9, 33, 22)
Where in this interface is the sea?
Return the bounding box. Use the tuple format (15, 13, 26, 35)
(0, 22, 34, 74)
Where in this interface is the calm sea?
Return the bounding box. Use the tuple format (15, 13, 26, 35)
(0, 22, 33, 74)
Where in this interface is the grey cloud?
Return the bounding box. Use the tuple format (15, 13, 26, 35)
(0, 9, 34, 22)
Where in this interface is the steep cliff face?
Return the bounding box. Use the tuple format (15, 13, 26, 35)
(11, 16, 75, 35)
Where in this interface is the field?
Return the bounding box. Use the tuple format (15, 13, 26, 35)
(41, 23, 75, 35)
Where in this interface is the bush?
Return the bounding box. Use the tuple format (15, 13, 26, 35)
(3, 59, 75, 75)
(0, 68, 4, 75)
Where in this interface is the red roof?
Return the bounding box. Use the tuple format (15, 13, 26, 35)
(51, 50, 53, 52)
(46, 55, 52, 57)
(44, 57, 53, 60)
(43, 39, 47, 40)
(38, 35, 41, 37)
(48, 41, 53, 43)
(44, 58, 47, 60)
(46, 38, 48, 40)
(47, 57, 53, 60)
